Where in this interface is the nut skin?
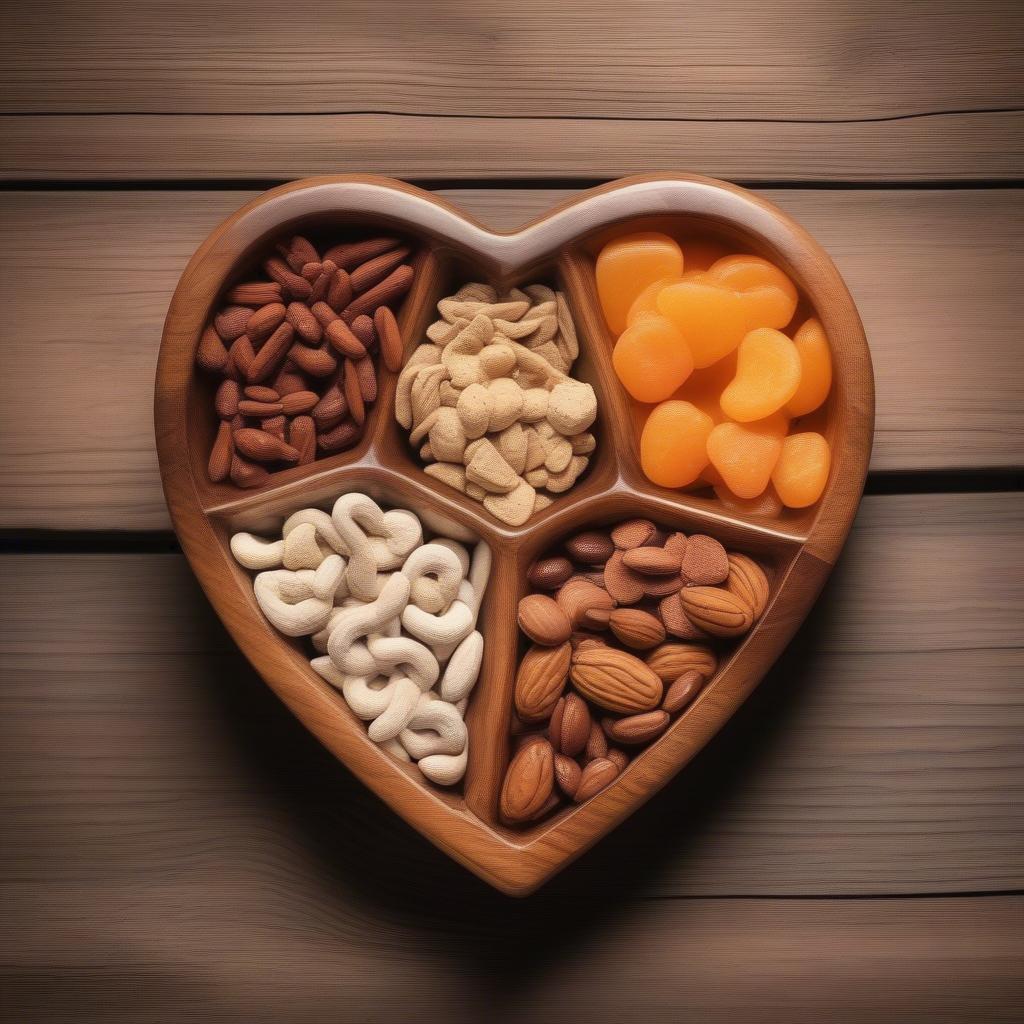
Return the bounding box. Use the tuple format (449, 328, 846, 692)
(554, 754, 582, 800)
(680, 587, 755, 638)
(622, 546, 681, 575)
(602, 710, 670, 745)
(662, 670, 705, 714)
(726, 552, 770, 618)
(574, 757, 620, 802)
(680, 535, 730, 586)
(564, 530, 615, 565)
(514, 643, 571, 722)
(517, 594, 572, 646)
(527, 556, 575, 591)
(570, 646, 663, 714)
(609, 608, 666, 650)
(645, 643, 718, 683)
(499, 739, 555, 824)
(555, 577, 616, 630)
(611, 518, 656, 550)
(558, 693, 591, 758)
(585, 720, 608, 761)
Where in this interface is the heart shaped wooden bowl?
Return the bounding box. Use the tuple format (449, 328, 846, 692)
(156, 174, 874, 895)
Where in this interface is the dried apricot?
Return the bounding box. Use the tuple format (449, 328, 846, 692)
(720, 328, 802, 422)
(771, 431, 831, 507)
(640, 401, 714, 488)
(626, 276, 683, 326)
(656, 278, 754, 368)
(785, 317, 832, 417)
(596, 233, 684, 335)
(613, 315, 693, 403)
(705, 412, 788, 499)
(706, 254, 798, 329)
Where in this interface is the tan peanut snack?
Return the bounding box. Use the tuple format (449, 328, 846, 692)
(230, 492, 491, 788)
(197, 231, 418, 487)
(397, 282, 598, 525)
(498, 521, 770, 823)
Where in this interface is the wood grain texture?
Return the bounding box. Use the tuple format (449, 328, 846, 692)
(2, 494, 1021, 896)
(2, 1, 1021, 119)
(4, 110, 1021, 181)
(1, 886, 1021, 1023)
(2, 188, 1020, 531)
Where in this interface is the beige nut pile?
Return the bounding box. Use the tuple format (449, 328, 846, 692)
(396, 283, 598, 526)
(230, 492, 490, 787)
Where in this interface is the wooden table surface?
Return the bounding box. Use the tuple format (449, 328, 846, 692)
(1, 3, 1022, 1020)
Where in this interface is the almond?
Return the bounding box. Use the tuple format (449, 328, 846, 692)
(663, 531, 687, 560)
(225, 281, 282, 306)
(548, 696, 565, 749)
(207, 421, 233, 482)
(323, 236, 401, 271)
(645, 643, 718, 683)
(555, 577, 616, 629)
(662, 670, 705, 714)
(658, 592, 710, 640)
(214, 379, 240, 419)
(237, 399, 284, 417)
(227, 335, 255, 379)
(262, 415, 287, 442)
(609, 608, 666, 650)
(280, 390, 318, 416)
(564, 530, 614, 565)
(325, 318, 367, 359)
(197, 324, 229, 374)
(313, 382, 347, 425)
(527, 556, 574, 591)
(611, 518, 656, 549)
(327, 268, 354, 312)
(301, 261, 323, 282)
(280, 235, 319, 273)
(605, 748, 629, 772)
(246, 302, 286, 344)
(233, 428, 300, 464)
(570, 646, 663, 714)
(726, 552, 770, 618)
(247, 322, 294, 383)
(680, 587, 754, 637)
(579, 606, 612, 631)
(311, 300, 340, 329)
(640, 572, 685, 598)
(373, 305, 404, 373)
(554, 754, 582, 800)
(604, 550, 646, 605)
(585, 720, 608, 761)
(514, 642, 571, 722)
(517, 594, 572, 646)
(243, 385, 279, 403)
(289, 415, 317, 465)
(318, 419, 362, 452)
(558, 693, 591, 757)
(264, 257, 312, 301)
(350, 314, 376, 351)
(229, 452, 269, 489)
(681, 534, 730, 585)
(574, 757, 619, 802)
(603, 710, 670, 745)
(350, 245, 412, 293)
(288, 343, 337, 378)
(354, 356, 378, 403)
(343, 359, 366, 427)
(285, 301, 322, 344)
(499, 739, 554, 824)
(214, 304, 252, 342)
(340, 264, 414, 322)
(622, 546, 682, 575)
(273, 367, 308, 396)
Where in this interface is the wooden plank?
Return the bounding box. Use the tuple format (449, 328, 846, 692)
(3, 111, 1021, 182)
(2, 1, 1021, 119)
(2, 494, 1022, 897)
(1, 189, 1020, 531)
(1, 890, 1020, 1024)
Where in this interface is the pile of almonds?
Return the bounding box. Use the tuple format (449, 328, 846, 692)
(499, 519, 770, 824)
(196, 231, 416, 487)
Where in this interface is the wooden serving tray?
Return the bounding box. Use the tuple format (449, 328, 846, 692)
(155, 174, 874, 895)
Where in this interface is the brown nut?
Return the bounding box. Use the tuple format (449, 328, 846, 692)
(603, 551, 647, 605)
(726, 552, 770, 619)
(611, 518, 656, 550)
(574, 757, 620, 802)
(680, 587, 755, 638)
(570, 646, 663, 714)
(558, 693, 591, 758)
(585, 720, 608, 761)
(645, 643, 718, 683)
(603, 710, 670, 745)
(662, 670, 705, 714)
(527, 556, 575, 591)
(555, 577, 616, 630)
(621, 546, 682, 575)
(554, 754, 582, 800)
(517, 594, 572, 646)
(564, 530, 615, 565)
(514, 643, 571, 722)
(680, 534, 730, 586)
(609, 608, 666, 650)
(499, 738, 555, 824)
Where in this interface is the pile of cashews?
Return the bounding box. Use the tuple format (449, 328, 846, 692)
(230, 492, 490, 786)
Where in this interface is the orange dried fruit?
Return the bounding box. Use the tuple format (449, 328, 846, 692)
(681, 239, 730, 272)
(612, 315, 693, 403)
(596, 232, 684, 335)
(705, 412, 788, 499)
(655, 278, 754, 368)
(706, 254, 798, 330)
(626, 276, 682, 326)
(720, 327, 802, 422)
(771, 431, 831, 508)
(640, 400, 714, 488)
(785, 317, 832, 417)
(713, 481, 784, 517)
